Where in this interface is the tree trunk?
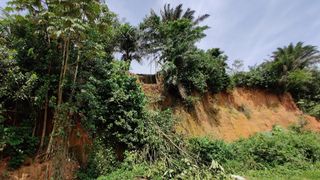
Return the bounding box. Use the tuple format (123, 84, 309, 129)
(32, 118, 37, 137)
(57, 40, 68, 105)
(69, 49, 80, 102)
(40, 62, 52, 151)
(46, 38, 70, 157)
(40, 95, 48, 150)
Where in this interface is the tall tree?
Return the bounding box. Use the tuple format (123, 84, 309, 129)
(139, 4, 231, 98)
(271, 42, 320, 89)
(115, 23, 141, 65)
(272, 42, 320, 74)
(2, 0, 117, 176)
(140, 4, 209, 63)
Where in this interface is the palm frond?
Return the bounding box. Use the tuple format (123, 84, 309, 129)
(159, 4, 208, 24)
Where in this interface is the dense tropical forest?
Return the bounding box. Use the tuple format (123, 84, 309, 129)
(0, 0, 320, 179)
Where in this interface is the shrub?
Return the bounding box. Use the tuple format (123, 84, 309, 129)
(98, 151, 226, 180)
(309, 104, 320, 119)
(2, 126, 38, 169)
(188, 127, 320, 173)
(297, 99, 320, 120)
(76, 139, 118, 180)
(76, 61, 146, 149)
(189, 137, 234, 165)
(82, 109, 227, 179)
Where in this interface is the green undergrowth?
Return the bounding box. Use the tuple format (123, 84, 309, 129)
(78, 125, 320, 179)
(77, 110, 226, 180)
(188, 126, 320, 179)
(245, 164, 320, 180)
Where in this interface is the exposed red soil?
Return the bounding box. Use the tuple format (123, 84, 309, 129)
(142, 84, 320, 141)
(0, 158, 78, 180)
(0, 122, 90, 180)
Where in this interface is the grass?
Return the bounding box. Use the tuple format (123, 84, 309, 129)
(245, 169, 320, 180)
(242, 162, 320, 180)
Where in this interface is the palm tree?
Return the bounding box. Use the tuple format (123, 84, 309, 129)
(271, 42, 320, 91)
(160, 4, 209, 24)
(272, 42, 320, 73)
(115, 23, 141, 65)
(140, 4, 210, 99)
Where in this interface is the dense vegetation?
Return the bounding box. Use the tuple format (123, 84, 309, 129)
(0, 0, 319, 179)
(233, 42, 320, 118)
(140, 6, 231, 98)
(189, 126, 320, 179)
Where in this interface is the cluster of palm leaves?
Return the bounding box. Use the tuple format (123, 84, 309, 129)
(273, 42, 320, 74)
(160, 4, 209, 24)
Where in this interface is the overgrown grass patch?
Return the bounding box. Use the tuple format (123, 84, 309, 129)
(188, 126, 320, 179)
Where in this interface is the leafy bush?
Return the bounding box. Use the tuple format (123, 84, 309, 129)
(298, 99, 320, 120)
(79, 109, 226, 179)
(287, 69, 314, 94)
(309, 104, 320, 119)
(189, 127, 320, 174)
(162, 48, 231, 97)
(76, 139, 118, 180)
(189, 137, 234, 165)
(98, 151, 225, 180)
(76, 61, 146, 149)
(232, 62, 281, 91)
(2, 126, 38, 169)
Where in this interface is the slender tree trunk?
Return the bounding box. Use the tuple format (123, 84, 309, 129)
(40, 62, 52, 151)
(57, 40, 68, 105)
(46, 38, 70, 157)
(69, 49, 80, 101)
(40, 95, 48, 150)
(63, 49, 81, 155)
(62, 39, 70, 81)
(32, 118, 37, 137)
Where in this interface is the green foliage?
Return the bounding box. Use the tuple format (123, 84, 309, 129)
(76, 61, 146, 149)
(0, 32, 39, 169)
(309, 104, 320, 119)
(287, 69, 314, 93)
(76, 139, 118, 180)
(159, 4, 209, 24)
(1, 125, 38, 169)
(234, 42, 320, 92)
(245, 163, 320, 180)
(113, 109, 226, 179)
(232, 62, 280, 91)
(189, 127, 320, 174)
(114, 23, 141, 64)
(0, 57, 39, 103)
(189, 137, 234, 164)
(161, 47, 231, 95)
(140, 8, 230, 97)
(205, 48, 231, 93)
(78, 109, 226, 179)
(1, 1, 320, 180)
(98, 151, 226, 180)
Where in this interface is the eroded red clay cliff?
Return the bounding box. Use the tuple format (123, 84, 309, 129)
(142, 83, 320, 141)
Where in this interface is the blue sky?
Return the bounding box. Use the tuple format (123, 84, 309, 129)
(1, 0, 320, 73)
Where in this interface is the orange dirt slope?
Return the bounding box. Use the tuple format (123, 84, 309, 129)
(142, 84, 320, 141)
